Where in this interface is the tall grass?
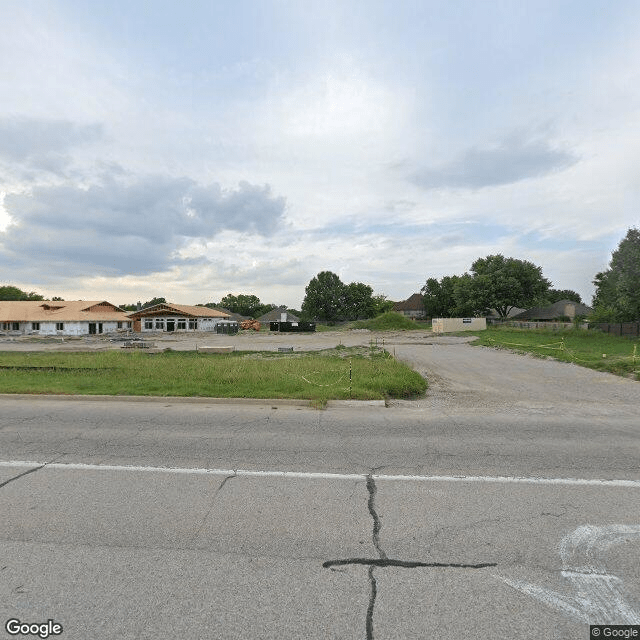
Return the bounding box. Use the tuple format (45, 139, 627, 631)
(0, 348, 427, 401)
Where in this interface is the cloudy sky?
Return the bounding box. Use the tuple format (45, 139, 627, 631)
(1, 0, 639, 307)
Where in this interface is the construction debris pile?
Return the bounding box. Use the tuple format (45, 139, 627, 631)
(240, 319, 262, 331)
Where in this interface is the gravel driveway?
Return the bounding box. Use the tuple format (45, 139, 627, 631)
(389, 335, 640, 418)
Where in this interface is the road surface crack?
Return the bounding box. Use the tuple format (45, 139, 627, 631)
(367, 473, 387, 561)
(188, 472, 236, 545)
(0, 464, 46, 490)
(323, 558, 497, 569)
(323, 471, 497, 640)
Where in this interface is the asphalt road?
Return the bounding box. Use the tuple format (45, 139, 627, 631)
(1, 336, 639, 639)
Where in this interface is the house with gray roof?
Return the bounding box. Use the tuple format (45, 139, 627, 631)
(256, 306, 300, 326)
(511, 299, 593, 321)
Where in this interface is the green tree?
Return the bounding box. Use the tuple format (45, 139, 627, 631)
(371, 294, 394, 316)
(592, 228, 640, 321)
(546, 289, 583, 304)
(301, 271, 346, 322)
(219, 294, 273, 317)
(421, 277, 456, 317)
(421, 275, 475, 317)
(342, 282, 375, 319)
(467, 255, 551, 318)
(451, 273, 479, 316)
(143, 297, 167, 309)
(0, 285, 44, 301)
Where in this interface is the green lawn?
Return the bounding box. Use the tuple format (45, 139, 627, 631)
(0, 346, 427, 403)
(470, 326, 640, 379)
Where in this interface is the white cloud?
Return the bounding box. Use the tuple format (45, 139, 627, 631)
(1, 1, 639, 309)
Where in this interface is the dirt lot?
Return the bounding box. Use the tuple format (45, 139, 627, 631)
(0, 329, 442, 353)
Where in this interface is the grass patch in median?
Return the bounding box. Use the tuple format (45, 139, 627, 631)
(0, 347, 427, 402)
(469, 326, 640, 379)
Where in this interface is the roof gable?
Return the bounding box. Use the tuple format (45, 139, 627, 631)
(0, 300, 128, 322)
(393, 293, 424, 311)
(256, 306, 300, 323)
(127, 303, 230, 319)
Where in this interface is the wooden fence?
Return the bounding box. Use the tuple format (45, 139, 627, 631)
(588, 322, 640, 338)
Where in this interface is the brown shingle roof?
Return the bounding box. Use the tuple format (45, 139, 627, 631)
(127, 303, 230, 319)
(393, 293, 425, 312)
(0, 300, 128, 322)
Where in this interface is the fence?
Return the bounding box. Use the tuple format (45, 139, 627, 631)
(503, 321, 577, 330)
(588, 322, 640, 338)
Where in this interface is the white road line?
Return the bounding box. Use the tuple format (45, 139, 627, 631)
(1, 460, 639, 488)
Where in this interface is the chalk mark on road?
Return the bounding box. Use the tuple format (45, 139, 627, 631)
(497, 524, 640, 624)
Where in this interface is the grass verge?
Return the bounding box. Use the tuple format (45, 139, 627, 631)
(0, 346, 427, 402)
(469, 326, 640, 379)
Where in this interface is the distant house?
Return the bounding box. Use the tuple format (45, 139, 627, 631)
(210, 307, 249, 323)
(0, 300, 131, 336)
(127, 302, 232, 332)
(393, 294, 426, 319)
(511, 299, 593, 321)
(256, 306, 300, 326)
(486, 307, 526, 322)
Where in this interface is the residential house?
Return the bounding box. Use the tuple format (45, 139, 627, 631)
(393, 294, 426, 319)
(256, 306, 300, 326)
(485, 306, 526, 323)
(0, 300, 131, 336)
(511, 299, 593, 321)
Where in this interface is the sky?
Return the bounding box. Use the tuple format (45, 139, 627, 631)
(1, 0, 639, 308)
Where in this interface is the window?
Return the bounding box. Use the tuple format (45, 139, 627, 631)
(144, 319, 153, 330)
(56, 323, 64, 331)
(12, 322, 19, 331)
(32, 322, 40, 330)
(189, 319, 197, 330)
(117, 322, 122, 329)
(177, 319, 186, 330)
(126, 322, 132, 329)
(155, 319, 165, 329)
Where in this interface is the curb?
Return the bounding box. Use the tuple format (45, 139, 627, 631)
(0, 394, 386, 408)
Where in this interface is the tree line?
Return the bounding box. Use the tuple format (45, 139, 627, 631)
(419, 227, 639, 321)
(119, 295, 279, 318)
(3, 227, 638, 323)
(591, 228, 640, 322)
(0, 286, 63, 301)
(420, 255, 582, 319)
